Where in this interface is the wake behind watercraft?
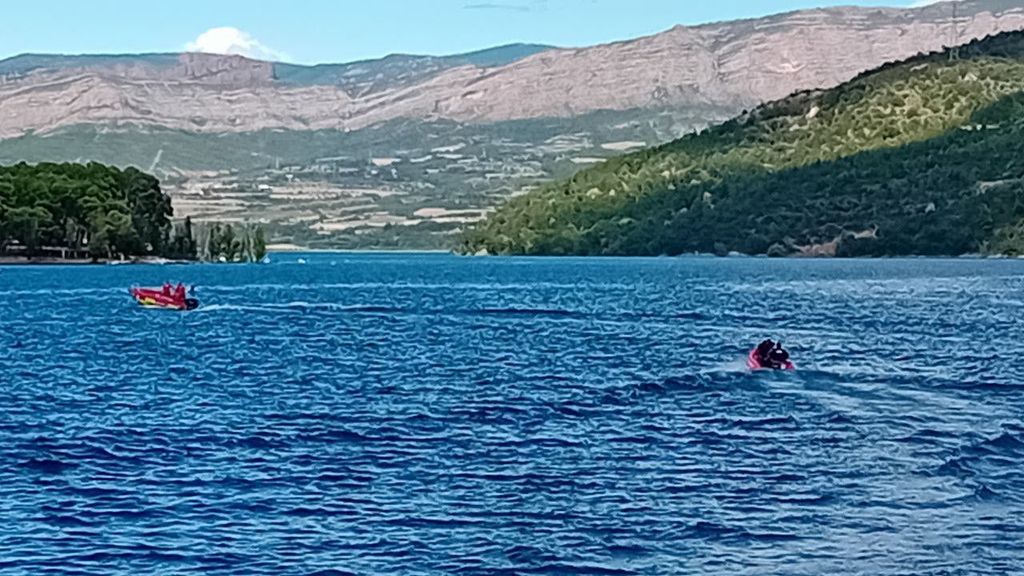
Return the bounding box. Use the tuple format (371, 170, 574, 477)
(130, 283, 199, 311)
(747, 339, 795, 371)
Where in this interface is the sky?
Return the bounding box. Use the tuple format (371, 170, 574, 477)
(0, 0, 942, 64)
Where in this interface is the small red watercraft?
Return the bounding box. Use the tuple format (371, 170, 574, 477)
(747, 344, 795, 371)
(130, 284, 199, 311)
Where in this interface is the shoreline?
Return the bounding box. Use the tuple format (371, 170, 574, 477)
(1, 252, 1021, 266)
(0, 256, 192, 266)
(266, 247, 454, 254)
(0, 250, 452, 266)
(0, 256, 107, 266)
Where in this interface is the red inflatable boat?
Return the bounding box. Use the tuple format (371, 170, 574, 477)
(130, 284, 199, 311)
(747, 348, 795, 371)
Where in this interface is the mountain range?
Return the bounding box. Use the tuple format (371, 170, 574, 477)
(1, 0, 1022, 249)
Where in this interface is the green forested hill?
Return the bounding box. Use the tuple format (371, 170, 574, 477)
(462, 31, 1024, 257)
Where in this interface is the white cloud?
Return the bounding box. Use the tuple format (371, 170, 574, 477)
(185, 27, 287, 61)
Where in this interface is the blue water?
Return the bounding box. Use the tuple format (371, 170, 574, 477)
(2, 254, 1023, 575)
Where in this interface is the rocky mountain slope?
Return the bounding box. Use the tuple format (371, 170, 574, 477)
(1, 1, 1022, 139)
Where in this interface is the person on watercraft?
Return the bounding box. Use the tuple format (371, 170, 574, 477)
(174, 283, 186, 303)
(767, 343, 791, 370)
(750, 339, 792, 370)
(162, 282, 172, 297)
(755, 339, 776, 366)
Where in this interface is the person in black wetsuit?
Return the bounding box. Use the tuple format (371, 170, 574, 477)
(756, 339, 776, 365)
(767, 343, 791, 369)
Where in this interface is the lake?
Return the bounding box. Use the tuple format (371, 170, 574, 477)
(2, 254, 1022, 575)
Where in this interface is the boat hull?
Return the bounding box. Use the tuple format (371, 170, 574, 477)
(130, 288, 199, 311)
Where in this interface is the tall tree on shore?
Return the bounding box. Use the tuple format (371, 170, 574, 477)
(253, 226, 267, 261)
(7, 206, 49, 256)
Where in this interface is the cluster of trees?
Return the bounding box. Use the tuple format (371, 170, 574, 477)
(0, 162, 173, 259)
(462, 30, 1024, 257)
(0, 161, 269, 262)
(194, 222, 268, 263)
(131, 216, 268, 262)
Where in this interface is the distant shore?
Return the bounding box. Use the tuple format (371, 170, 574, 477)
(0, 256, 191, 266)
(266, 244, 452, 254)
(0, 257, 98, 266)
(0, 249, 454, 266)
(4, 251, 1015, 265)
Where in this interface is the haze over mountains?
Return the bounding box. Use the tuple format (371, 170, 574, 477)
(0, 0, 1022, 249)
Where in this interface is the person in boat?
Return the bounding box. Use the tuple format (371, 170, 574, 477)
(162, 282, 172, 297)
(174, 283, 186, 303)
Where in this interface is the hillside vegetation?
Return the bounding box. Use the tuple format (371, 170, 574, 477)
(462, 31, 1024, 257)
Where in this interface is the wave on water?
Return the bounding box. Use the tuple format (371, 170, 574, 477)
(19, 458, 78, 474)
(703, 357, 753, 374)
(602, 372, 760, 404)
(199, 281, 637, 293)
(470, 307, 584, 319)
(195, 302, 408, 315)
(940, 426, 1024, 474)
(198, 302, 595, 321)
(0, 287, 113, 297)
(195, 301, 713, 325)
(936, 425, 1024, 503)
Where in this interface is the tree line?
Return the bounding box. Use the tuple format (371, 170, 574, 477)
(0, 162, 267, 262)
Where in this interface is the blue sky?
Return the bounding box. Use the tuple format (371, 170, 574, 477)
(1, 0, 934, 64)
